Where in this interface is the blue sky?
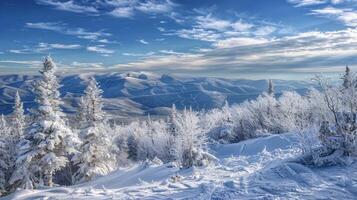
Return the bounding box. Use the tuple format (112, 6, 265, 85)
(0, 0, 357, 79)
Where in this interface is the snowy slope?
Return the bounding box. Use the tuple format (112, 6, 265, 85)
(4, 133, 357, 200)
(0, 72, 312, 119)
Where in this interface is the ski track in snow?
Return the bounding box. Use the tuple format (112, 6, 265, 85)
(3, 133, 357, 200)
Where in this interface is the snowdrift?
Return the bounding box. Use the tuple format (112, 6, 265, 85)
(3, 133, 357, 199)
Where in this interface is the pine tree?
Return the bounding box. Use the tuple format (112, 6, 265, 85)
(75, 96, 87, 129)
(11, 91, 26, 140)
(342, 65, 351, 89)
(10, 56, 79, 189)
(267, 79, 274, 96)
(73, 77, 114, 183)
(0, 115, 11, 195)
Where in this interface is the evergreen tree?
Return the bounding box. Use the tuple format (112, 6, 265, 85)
(10, 56, 79, 189)
(267, 79, 274, 96)
(11, 91, 26, 140)
(0, 115, 11, 195)
(73, 77, 114, 183)
(75, 96, 87, 129)
(342, 65, 351, 89)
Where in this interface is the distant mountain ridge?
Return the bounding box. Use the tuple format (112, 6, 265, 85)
(0, 72, 313, 118)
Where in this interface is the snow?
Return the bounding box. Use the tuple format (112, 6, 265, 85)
(3, 132, 357, 199)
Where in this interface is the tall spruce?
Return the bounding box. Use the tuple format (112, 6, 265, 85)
(12, 91, 25, 140)
(342, 65, 351, 89)
(0, 115, 11, 195)
(267, 79, 274, 96)
(9, 56, 79, 189)
(73, 77, 114, 183)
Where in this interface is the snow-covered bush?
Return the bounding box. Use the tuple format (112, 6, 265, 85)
(169, 107, 216, 168)
(299, 74, 357, 166)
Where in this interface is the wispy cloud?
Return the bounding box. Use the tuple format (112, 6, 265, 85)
(25, 22, 111, 41)
(71, 61, 105, 68)
(122, 52, 155, 57)
(114, 29, 357, 77)
(136, 0, 175, 13)
(37, 0, 176, 18)
(139, 39, 149, 44)
(0, 60, 42, 65)
(288, 0, 327, 7)
(86, 45, 115, 55)
(288, 0, 356, 6)
(38, 42, 81, 50)
(311, 6, 357, 27)
(9, 42, 81, 54)
(165, 13, 283, 48)
(109, 7, 134, 18)
(36, 0, 98, 14)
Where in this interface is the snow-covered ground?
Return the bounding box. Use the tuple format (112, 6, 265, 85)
(3, 133, 357, 200)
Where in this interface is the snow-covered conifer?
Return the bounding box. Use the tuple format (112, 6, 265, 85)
(73, 77, 115, 183)
(11, 91, 25, 140)
(0, 115, 11, 195)
(10, 56, 79, 189)
(267, 79, 274, 96)
(342, 65, 351, 89)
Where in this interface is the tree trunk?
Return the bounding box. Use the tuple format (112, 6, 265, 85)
(44, 171, 53, 187)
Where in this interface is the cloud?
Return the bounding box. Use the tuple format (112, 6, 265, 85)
(159, 50, 186, 55)
(0, 60, 42, 65)
(287, 0, 357, 7)
(311, 7, 357, 27)
(114, 28, 357, 77)
(87, 45, 115, 54)
(38, 42, 81, 50)
(37, 0, 176, 18)
(287, 0, 327, 7)
(167, 14, 281, 46)
(71, 61, 105, 68)
(9, 43, 81, 54)
(36, 0, 98, 14)
(195, 14, 231, 31)
(139, 39, 149, 44)
(232, 21, 254, 31)
(122, 52, 155, 56)
(25, 22, 63, 31)
(136, 0, 175, 13)
(25, 22, 111, 41)
(213, 37, 269, 48)
(109, 7, 134, 18)
(254, 26, 277, 36)
(9, 49, 31, 54)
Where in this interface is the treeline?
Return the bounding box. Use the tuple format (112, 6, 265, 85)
(0, 57, 356, 196)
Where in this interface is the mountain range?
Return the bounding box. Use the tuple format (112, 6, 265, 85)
(0, 72, 312, 120)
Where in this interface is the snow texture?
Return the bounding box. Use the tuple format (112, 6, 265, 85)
(4, 133, 357, 200)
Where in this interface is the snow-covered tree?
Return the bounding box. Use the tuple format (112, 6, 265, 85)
(342, 65, 352, 89)
(11, 91, 26, 141)
(267, 79, 274, 96)
(0, 115, 11, 195)
(73, 77, 115, 183)
(10, 56, 79, 189)
(75, 96, 87, 129)
(170, 108, 215, 168)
